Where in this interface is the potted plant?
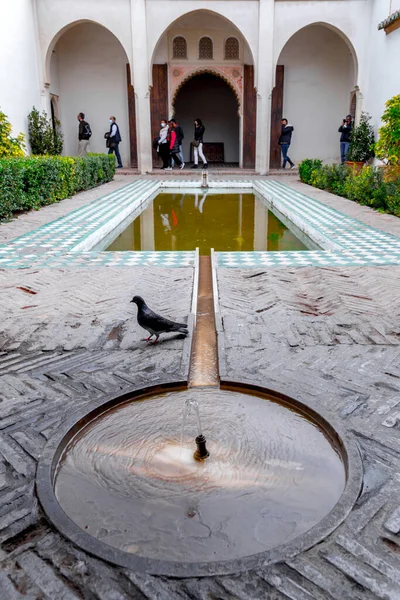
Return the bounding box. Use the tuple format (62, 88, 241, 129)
(375, 94, 400, 179)
(346, 112, 375, 172)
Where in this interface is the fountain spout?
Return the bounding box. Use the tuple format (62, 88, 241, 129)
(201, 170, 209, 188)
(194, 434, 210, 461)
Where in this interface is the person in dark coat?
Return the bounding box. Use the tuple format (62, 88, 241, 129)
(338, 115, 353, 163)
(191, 118, 208, 169)
(108, 116, 123, 168)
(279, 119, 295, 169)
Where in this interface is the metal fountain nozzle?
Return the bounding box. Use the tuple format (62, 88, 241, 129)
(194, 434, 210, 461)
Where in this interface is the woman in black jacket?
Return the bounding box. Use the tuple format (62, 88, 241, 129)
(191, 118, 208, 169)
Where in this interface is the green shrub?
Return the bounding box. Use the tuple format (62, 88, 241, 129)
(0, 154, 115, 220)
(347, 112, 375, 163)
(0, 110, 25, 158)
(299, 159, 322, 184)
(28, 107, 63, 155)
(375, 94, 400, 166)
(343, 166, 387, 209)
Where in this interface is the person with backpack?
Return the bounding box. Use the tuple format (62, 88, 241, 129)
(77, 112, 92, 156)
(108, 116, 123, 169)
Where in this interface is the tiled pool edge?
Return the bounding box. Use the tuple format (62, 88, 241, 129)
(1, 178, 400, 268)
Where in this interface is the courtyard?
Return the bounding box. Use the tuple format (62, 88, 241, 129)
(0, 171, 399, 598)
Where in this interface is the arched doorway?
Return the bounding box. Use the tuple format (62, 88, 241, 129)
(270, 24, 358, 167)
(173, 72, 240, 165)
(150, 10, 256, 169)
(48, 22, 133, 165)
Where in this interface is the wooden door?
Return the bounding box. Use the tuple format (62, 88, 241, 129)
(126, 64, 138, 169)
(150, 64, 169, 167)
(243, 65, 256, 169)
(269, 65, 284, 169)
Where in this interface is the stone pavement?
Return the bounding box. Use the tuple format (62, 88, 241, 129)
(0, 177, 400, 598)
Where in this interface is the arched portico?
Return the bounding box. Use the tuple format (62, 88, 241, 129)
(270, 23, 359, 168)
(151, 9, 256, 169)
(47, 21, 134, 166)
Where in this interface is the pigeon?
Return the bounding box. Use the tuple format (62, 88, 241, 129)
(130, 296, 188, 344)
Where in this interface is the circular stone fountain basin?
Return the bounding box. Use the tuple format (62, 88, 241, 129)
(37, 384, 361, 576)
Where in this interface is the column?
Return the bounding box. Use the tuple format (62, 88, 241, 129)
(130, 0, 153, 173)
(255, 0, 275, 174)
(140, 203, 155, 250)
(253, 197, 269, 250)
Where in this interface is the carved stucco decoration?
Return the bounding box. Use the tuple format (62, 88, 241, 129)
(169, 65, 243, 116)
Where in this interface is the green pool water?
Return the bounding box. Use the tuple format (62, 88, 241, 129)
(105, 192, 312, 255)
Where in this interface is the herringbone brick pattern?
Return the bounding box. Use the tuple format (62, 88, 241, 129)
(216, 265, 400, 600)
(1, 260, 400, 598)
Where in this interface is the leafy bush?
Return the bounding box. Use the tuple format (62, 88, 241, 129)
(0, 154, 115, 220)
(0, 110, 25, 158)
(299, 159, 322, 184)
(347, 112, 375, 163)
(375, 94, 400, 166)
(299, 159, 400, 215)
(343, 166, 387, 209)
(28, 107, 63, 155)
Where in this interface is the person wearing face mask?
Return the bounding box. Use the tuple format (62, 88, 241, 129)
(108, 116, 123, 169)
(158, 119, 170, 170)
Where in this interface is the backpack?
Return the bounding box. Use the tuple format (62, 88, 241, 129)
(83, 123, 92, 139)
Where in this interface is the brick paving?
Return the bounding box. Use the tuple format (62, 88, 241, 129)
(0, 176, 400, 598)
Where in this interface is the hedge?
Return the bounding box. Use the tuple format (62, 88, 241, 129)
(0, 154, 115, 220)
(299, 159, 400, 216)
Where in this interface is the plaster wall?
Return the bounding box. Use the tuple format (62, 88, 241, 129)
(279, 25, 354, 164)
(36, 0, 132, 82)
(0, 0, 41, 145)
(51, 23, 130, 165)
(363, 0, 400, 137)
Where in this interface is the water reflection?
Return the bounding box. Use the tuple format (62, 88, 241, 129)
(106, 193, 310, 255)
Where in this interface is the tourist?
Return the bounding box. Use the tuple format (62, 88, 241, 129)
(108, 116, 123, 169)
(168, 122, 184, 170)
(158, 119, 170, 170)
(169, 119, 185, 165)
(338, 115, 353, 163)
(191, 118, 208, 169)
(77, 113, 92, 156)
(279, 119, 295, 169)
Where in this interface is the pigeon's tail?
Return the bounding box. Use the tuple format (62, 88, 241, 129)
(172, 322, 189, 334)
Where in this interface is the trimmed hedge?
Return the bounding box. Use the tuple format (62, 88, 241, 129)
(299, 160, 400, 216)
(0, 154, 115, 220)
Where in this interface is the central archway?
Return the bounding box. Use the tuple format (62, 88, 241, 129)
(173, 72, 240, 165)
(150, 9, 256, 169)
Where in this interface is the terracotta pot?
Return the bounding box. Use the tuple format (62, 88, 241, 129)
(345, 161, 364, 173)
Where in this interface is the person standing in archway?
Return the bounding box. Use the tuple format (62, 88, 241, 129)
(192, 118, 208, 169)
(108, 116, 123, 169)
(279, 119, 295, 170)
(338, 115, 352, 163)
(77, 113, 92, 156)
(168, 121, 185, 170)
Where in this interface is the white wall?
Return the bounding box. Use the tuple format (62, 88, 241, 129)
(363, 0, 400, 140)
(279, 25, 354, 164)
(0, 0, 41, 147)
(174, 73, 239, 162)
(51, 23, 130, 164)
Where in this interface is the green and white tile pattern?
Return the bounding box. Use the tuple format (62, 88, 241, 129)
(215, 179, 400, 268)
(1, 177, 400, 269)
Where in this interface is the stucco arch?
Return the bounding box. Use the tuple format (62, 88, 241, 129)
(171, 67, 242, 115)
(149, 8, 255, 79)
(44, 19, 131, 85)
(275, 22, 359, 87)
